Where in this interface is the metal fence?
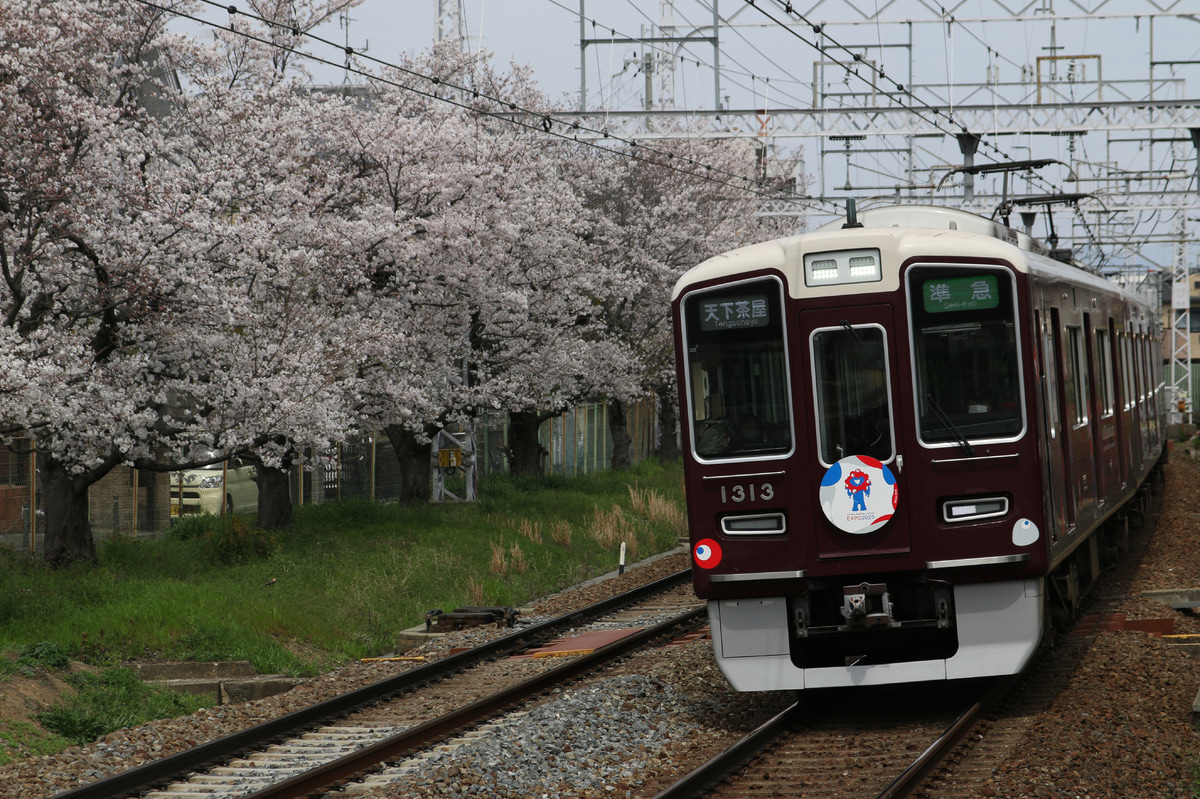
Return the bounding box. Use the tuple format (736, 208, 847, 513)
(0, 400, 660, 557)
(536, 401, 659, 477)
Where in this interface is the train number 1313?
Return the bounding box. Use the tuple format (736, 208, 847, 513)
(720, 483, 775, 503)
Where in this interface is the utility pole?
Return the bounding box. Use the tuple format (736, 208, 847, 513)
(338, 11, 367, 84)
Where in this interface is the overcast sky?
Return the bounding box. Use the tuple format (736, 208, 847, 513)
(178, 1, 1200, 262)
(181, 2, 1200, 116)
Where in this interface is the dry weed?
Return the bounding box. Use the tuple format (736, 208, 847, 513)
(509, 541, 529, 573)
(628, 485, 649, 516)
(589, 503, 623, 548)
(519, 518, 543, 543)
(628, 485, 687, 539)
(590, 503, 641, 558)
(490, 540, 508, 575)
(551, 519, 572, 547)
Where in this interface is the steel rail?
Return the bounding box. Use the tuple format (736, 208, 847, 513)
(244, 604, 708, 799)
(873, 694, 989, 799)
(52, 568, 693, 799)
(650, 683, 999, 799)
(649, 701, 801, 799)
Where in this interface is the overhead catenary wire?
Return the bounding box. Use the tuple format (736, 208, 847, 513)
(675, 0, 815, 108)
(744, 0, 1105, 252)
(547, 0, 815, 110)
(497, 0, 1083, 232)
(134, 0, 837, 216)
(137, 0, 1119, 243)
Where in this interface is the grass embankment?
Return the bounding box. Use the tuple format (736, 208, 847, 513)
(0, 463, 687, 755)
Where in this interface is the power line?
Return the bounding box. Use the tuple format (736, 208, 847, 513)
(135, 0, 828, 214)
(742, 0, 1105, 250)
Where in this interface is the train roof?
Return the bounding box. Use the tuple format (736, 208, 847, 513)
(814, 204, 1047, 255)
(674, 204, 1154, 315)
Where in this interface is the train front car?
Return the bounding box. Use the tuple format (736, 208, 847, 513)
(672, 204, 1159, 692)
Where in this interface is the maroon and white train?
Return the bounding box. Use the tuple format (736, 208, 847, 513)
(672, 203, 1166, 691)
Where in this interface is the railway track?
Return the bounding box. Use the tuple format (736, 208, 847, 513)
(916, 481, 1164, 798)
(644, 483, 1166, 799)
(52, 569, 702, 799)
(648, 681, 995, 799)
(45, 480, 1168, 799)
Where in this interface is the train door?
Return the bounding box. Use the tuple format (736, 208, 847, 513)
(1050, 308, 1078, 531)
(1119, 330, 1137, 476)
(1036, 309, 1068, 541)
(1084, 314, 1104, 504)
(800, 305, 911, 560)
(1104, 316, 1123, 491)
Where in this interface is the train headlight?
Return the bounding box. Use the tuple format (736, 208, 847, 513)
(803, 248, 881, 286)
(720, 512, 787, 535)
(942, 496, 1009, 523)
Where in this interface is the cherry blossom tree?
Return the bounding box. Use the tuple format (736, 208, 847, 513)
(1, 0, 809, 569)
(576, 138, 802, 469)
(340, 45, 638, 490)
(0, 0, 369, 561)
(160, 27, 377, 529)
(0, 0, 208, 564)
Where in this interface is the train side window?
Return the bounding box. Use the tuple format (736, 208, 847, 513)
(1038, 312, 1059, 440)
(1137, 333, 1147, 400)
(1121, 333, 1133, 411)
(811, 324, 894, 465)
(908, 265, 1024, 446)
(681, 278, 793, 460)
(1065, 326, 1087, 427)
(1096, 328, 1114, 417)
(1133, 331, 1145, 402)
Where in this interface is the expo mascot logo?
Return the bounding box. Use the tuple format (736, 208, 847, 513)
(819, 455, 899, 534)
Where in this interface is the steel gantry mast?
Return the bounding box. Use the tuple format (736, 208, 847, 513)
(577, 0, 723, 113)
(435, 0, 466, 43)
(555, 0, 1200, 417)
(1170, 197, 1194, 424)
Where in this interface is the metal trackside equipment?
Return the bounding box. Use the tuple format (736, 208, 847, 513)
(432, 426, 477, 502)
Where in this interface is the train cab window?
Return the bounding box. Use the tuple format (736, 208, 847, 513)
(811, 325, 894, 465)
(681, 278, 793, 460)
(908, 265, 1024, 447)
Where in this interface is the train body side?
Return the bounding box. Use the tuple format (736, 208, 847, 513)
(671, 206, 1165, 691)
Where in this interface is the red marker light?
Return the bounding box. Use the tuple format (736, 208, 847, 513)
(694, 538, 722, 569)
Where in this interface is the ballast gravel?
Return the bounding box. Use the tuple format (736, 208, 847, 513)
(4, 457, 1200, 799)
(375, 674, 719, 797)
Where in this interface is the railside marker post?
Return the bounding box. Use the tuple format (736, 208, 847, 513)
(619, 542, 626, 575)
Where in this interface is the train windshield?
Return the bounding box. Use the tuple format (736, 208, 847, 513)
(682, 279, 793, 460)
(811, 325, 895, 465)
(908, 265, 1023, 446)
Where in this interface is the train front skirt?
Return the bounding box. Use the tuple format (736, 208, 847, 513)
(706, 578, 1043, 691)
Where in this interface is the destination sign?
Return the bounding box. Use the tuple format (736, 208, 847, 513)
(923, 275, 999, 313)
(698, 295, 770, 331)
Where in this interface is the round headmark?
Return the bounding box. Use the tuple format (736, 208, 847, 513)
(819, 455, 899, 534)
(694, 538, 723, 569)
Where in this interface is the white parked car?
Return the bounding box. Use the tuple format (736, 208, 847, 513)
(169, 456, 259, 518)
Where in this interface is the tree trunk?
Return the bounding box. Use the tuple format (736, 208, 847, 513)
(607, 399, 633, 472)
(507, 410, 547, 478)
(656, 386, 680, 464)
(383, 424, 433, 504)
(41, 457, 98, 567)
(256, 463, 293, 530)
